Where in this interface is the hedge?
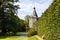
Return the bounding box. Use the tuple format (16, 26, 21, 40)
(36, 0, 60, 40)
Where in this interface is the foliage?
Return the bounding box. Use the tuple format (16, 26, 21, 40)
(27, 28, 37, 37)
(0, 0, 28, 36)
(0, 0, 20, 34)
(18, 20, 26, 32)
(24, 15, 30, 32)
(36, 0, 60, 40)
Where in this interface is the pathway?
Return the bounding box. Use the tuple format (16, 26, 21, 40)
(16, 32, 28, 40)
(36, 35, 43, 40)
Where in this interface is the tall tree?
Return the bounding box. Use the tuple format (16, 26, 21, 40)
(0, 0, 19, 34)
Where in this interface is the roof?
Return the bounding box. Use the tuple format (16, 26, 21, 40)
(32, 7, 38, 18)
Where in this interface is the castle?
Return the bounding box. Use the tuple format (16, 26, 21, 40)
(29, 7, 38, 29)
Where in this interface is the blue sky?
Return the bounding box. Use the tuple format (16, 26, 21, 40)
(16, 0, 53, 19)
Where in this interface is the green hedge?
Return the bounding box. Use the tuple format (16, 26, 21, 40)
(36, 0, 60, 40)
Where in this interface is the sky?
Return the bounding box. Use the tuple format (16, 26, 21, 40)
(16, 0, 53, 19)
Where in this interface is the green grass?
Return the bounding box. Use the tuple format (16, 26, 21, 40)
(0, 36, 20, 40)
(28, 35, 38, 40)
(0, 32, 27, 40)
(0, 36, 27, 40)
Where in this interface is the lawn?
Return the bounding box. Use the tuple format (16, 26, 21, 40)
(0, 36, 20, 40)
(28, 35, 38, 40)
(0, 32, 27, 40)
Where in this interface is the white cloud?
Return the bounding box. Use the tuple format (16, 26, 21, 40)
(17, 0, 53, 19)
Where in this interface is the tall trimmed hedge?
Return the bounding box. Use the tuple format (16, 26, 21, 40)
(36, 0, 60, 40)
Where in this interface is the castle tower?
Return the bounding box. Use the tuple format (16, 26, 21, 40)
(29, 7, 38, 29)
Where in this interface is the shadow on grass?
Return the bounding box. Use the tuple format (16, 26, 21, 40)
(0, 32, 27, 39)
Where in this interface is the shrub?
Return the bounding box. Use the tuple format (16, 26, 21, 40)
(27, 28, 37, 37)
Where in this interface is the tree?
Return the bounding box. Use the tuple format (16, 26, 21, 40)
(0, 0, 19, 34)
(25, 15, 30, 23)
(25, 15, 30, 31)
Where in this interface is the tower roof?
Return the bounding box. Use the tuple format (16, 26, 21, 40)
(32, 7, 38, 18)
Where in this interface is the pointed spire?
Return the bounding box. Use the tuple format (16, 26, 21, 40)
(33, 7, 35, 9)
(32, 7, 38, 18)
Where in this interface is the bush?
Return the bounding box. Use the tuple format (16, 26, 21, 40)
(27, 28, 37, 37)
